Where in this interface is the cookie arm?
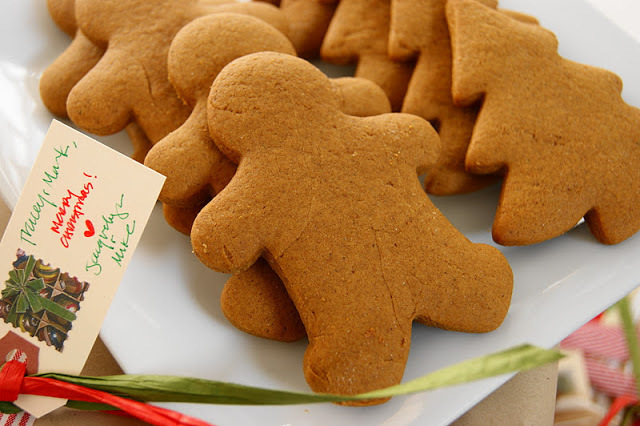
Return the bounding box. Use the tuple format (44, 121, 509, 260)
(191, 160, 276, 273)
(40, 31, 104, 118)
(145, 101, 234, 206)
(66, 50, 139, 136)
(366, 113, 440, 175)
(191, 206, 264, 274)
(330, 77, 391, 116)
(388, 0, 424, 61)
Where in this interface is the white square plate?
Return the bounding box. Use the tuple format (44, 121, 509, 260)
(1, 1, 639, 424)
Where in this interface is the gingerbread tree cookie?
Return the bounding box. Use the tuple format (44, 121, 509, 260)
(321, 0, 414, 111)
(447, 0, 640, 245)
(66, 0, 288, 149)
(193, 52, 513, 400)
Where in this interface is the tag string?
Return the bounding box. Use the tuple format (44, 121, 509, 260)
(0, 355, 211, 426)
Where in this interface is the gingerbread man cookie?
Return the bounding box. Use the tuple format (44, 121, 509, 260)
(267, 0, 338, 58)
(40, 0, 104, 118)
(41, 0, 154, 162)
(321, 0, 414, 111)
(219, 76, 392, 342)
(143, 13, 392, 343)
(447, 0, 640, 245)
(145, 12, 294, 207)
(67, 0, 288, 149)
(193, 52, 513, 400)
(145, 12, 390, 209)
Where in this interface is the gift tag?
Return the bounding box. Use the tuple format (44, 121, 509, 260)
(0, 120, 165, 417)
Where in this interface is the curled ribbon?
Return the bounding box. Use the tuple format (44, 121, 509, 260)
(0, 350, 211, 426)
(0, 344, 562, 424)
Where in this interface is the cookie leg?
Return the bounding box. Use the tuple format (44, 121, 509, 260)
(355, 53, 413, 112)
(492, 171, 588, 245)
(222, 259, 305, 342)
(585, 198, 640, 245)
(415, 242, 512, 333)
(125, 123, 154, 164)
(300, 300, 412, 402)
(424, 108, 497, 195)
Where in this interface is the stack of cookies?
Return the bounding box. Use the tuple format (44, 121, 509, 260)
(40, 0, 640, 403)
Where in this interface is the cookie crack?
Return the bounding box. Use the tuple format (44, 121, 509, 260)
(373, 229, 407, 336)
(276, 189, 316, 260)
(140, 63, 158, 109)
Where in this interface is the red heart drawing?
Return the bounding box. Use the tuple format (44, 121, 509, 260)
(84, 220, 95, 237)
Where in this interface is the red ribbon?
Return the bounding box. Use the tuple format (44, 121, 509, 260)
(0, 360, 24, 402)
(599, 394, 637, 426)
(0, 359, 212, 426)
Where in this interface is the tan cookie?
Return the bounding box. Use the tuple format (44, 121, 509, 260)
(162, 202, 210, 236)
(145, 12, 388, 208)
(145, 12, 294, 208)
(218, 76, 391, 343)
(67, 0, 288, 149)
(41, 1, 153, 162)
(277, 0, 337, 58)
(321, 0, 414, 111)
(255, 0, 337, 58)
(124, 123, 155, 164)
(143, 14, 391, 343)
(222, 258, 305, 342)
(389, 0, 497, 195)
(447, 0, 640, 245)
(149, 74, 390, 208)
(40, 0, 104, 118)
(390, 0, 537, 195)
(46, 0, 76, 36)
(193, 52, 513, 400)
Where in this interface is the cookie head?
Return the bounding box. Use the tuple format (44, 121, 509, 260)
(169, 13, 296, 107)
(208, 52, 341, 162)
(46, 0, 77, 36)
(74, 0, 147, 47)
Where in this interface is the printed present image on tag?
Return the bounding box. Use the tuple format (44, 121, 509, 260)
(1, 250, 90, 352)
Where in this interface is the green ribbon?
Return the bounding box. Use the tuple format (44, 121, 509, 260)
(618, 296, 640, 398)
(2, 255, 76, 326)
(0, 343, 562, 413)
